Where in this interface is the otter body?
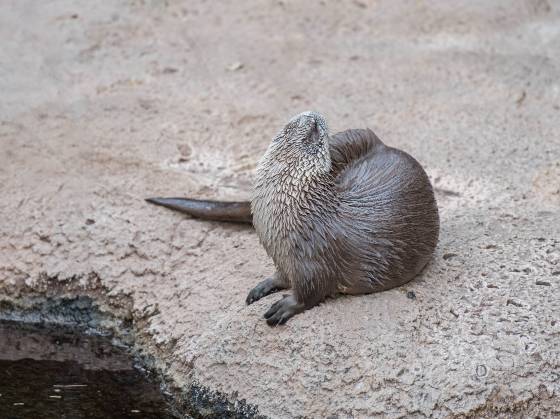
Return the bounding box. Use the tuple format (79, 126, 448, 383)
(148, 112, 439, 325)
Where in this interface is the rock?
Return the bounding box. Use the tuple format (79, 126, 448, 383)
(1, 0, 559, 417)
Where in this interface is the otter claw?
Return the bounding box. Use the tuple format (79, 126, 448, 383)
(245, 277, 284, 305)
(263, 295, 304, 326)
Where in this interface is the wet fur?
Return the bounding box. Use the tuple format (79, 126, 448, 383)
(250, 112, 439, 324)
(148, 112, 439, 326)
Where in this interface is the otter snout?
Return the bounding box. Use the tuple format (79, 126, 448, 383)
(292, 111, 329, 137)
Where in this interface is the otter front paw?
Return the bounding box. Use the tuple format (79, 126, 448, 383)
(263, 295, 305, 326)
(246, 276, 287, 305)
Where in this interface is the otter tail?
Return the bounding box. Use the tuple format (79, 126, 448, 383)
(145, 197, 253, 224)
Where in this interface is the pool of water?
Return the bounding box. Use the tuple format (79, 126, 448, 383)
(0, 320, 180, 419)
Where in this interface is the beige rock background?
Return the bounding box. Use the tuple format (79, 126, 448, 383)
(1, 0, 559, 417)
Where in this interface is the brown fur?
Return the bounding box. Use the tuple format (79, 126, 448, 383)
(148, 111, 439, 326)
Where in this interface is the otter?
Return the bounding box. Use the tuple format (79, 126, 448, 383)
(147, 112, 439, 326)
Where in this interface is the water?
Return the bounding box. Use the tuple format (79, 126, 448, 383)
(0, 320, 179, 419)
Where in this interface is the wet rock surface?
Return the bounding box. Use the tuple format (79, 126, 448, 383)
(1, 0, 559, 417)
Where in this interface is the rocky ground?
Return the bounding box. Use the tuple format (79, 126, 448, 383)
(1, 0, 559, 417)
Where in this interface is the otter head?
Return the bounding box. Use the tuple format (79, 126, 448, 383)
(263, 111, 331, 175)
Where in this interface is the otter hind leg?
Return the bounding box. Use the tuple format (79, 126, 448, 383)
(263, 295, 305, 326)
(246, 272, 289, 305)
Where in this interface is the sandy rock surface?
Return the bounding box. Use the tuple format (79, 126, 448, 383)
(1, 1, 559, 417)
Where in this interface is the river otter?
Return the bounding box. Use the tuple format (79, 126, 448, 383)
(147, 112, 439, 326)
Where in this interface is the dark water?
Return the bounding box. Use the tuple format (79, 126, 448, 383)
(0, 320, 179, 419)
